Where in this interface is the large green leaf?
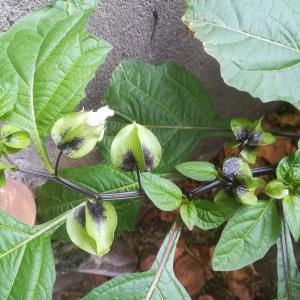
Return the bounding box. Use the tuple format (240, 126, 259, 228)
(83, 225, 190, 300)
(277, 222, 300, 300)
(100, 60, 230, 172)
(213, 200, 280, 271)
(36, 164, 140, 235)
(283, 194, 300, 241)
(0, 0, 111, 171)
(183, 0, 300, 109)
(0, 210, 67, 299)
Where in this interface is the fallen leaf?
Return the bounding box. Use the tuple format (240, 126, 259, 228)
(227, 280, 252, 300)
(198, 295, 214, 300)
(139, 255, 156, 272)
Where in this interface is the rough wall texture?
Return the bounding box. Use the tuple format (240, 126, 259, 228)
(1, 0, 278, 177)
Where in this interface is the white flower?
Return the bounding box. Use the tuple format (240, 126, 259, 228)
(86, 105, 114, 126)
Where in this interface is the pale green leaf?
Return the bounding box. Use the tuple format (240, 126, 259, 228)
(175, 161, 217, 181)
(83, 226, 190, 300)
(213, 200, 280, 271)
(0, 210, 68, 299)
(0, 1, 111, 171)
(100, 60, 230, 172)
(277, 151, 300, 187)
(265, 179, 289, 199)
(283, 194, 300, 241)
(141, 172, 182, 211)
(183, 0, 300, 108)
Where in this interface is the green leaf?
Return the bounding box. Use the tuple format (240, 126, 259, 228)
(212, 200, 280, 271)
(283, 194, 300, 241)
(141, 172, 182, 211)
(0, 210, 68, 299)
(180, 201, 197, 230)
(36, 164, 140, 235)
(265, 179, 289, 199)
(277, 151, 300, 187)
(189, 197, 239, 230)
(183, 0, 300, 109)
(100, 59, 230, 172)
(240, 148, 257, 164)
(83, 225, 190, 300)
(0, 1, 112, 171)
(175, 161, 217, 181)
(277, 223, 300, 300)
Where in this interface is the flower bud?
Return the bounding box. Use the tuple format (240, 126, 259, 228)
(51, 106, 114, 158)
(0, 124, 30, 155)
(66, 201, 117, 257)
(111, 122, 162, 171)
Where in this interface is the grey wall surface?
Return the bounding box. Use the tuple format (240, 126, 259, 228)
(1, 0, 278, 177)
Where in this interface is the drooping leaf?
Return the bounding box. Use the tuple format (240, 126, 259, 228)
(277, 222, 300, 300)
(0, 210, 68, 299)
(277, 151, 300, 187)
(183, 0, 300, 108)
(83, 225, 190, 300)
(141, 172, 182, 211)
(283, 194, 300, 241)
(100, 59, 230, 172)
(175, 161, 217, 181)
(0, 1, 112, 171)
(36, 164, 140, 236)
(213, 200, 280, 271)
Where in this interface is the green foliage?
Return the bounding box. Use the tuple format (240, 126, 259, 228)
(83, 225, 191, 300)
(36, 164, 140, 234)
(183, 0, 300, 109)
(277, 150, 300, 187)
(175, 161, 217, 181)
(66, 201, 117, 256)
(277, 223, 300, 300)
(265, 179, 289, 199)
(100, 59, 230, 172)
(283, 195, 300, 241)
(180, 195, 239, 230)
(0, 161, 14, 187)
(111, 122, 162, 172)
(0, 210, 67, 299)
(213, 200, 280, 271)
(0, 0, 111, 171)
(141, 172, 182, 211)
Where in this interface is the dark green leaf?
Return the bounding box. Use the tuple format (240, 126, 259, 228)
(141, 172, 182, 211)
(100, 59, 230, 172)
(1, 1, 111, 171)
(213, 200, 280, 271)
(175, 161, 217, 181)
(36, 164, 140, 235)
(183, 0, 300, 108)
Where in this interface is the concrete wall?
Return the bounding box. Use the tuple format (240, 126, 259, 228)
(1, 0, 278, 178)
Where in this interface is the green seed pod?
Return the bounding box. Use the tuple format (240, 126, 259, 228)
(66, 201, 117, 257)
(111, 122, 162, 171)
(51, 106, 114, 158)
(0, 124, 30, 155)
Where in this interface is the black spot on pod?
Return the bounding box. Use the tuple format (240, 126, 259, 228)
(121, 150, 136, 171)
(143, 146, 154, 171)
(87, 201, 106, 223)
(75, 206, 86, 227)
(59, 136, 85, 155)
(61, 127, 72, 139)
